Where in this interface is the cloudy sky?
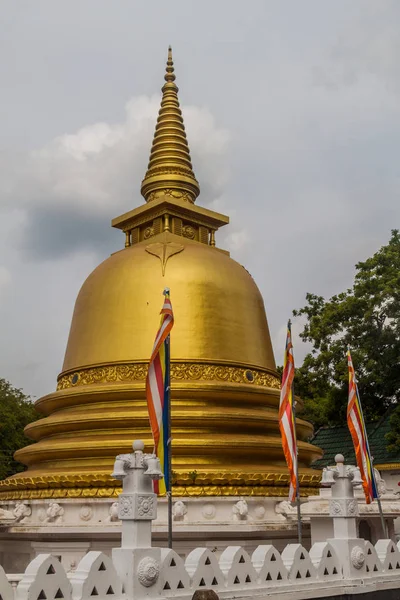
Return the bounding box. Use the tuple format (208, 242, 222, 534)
(1, 1, 399, 399)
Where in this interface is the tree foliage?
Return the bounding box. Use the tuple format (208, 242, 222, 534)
(0, 378, 39, 480)
(293, 230, 400, 430)
(386, 408, 400, 452)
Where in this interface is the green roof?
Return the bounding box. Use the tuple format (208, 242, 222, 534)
(311, 410, 400, 469)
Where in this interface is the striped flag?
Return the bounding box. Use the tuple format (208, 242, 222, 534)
(279, 321, 297, 502)
(347, 348, 378, 504)
(146, 289, 174, 495)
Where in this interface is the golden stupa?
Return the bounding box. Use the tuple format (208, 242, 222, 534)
(1, 48, 321, 501)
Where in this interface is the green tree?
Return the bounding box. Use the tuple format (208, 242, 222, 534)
(386, 408, 400, 452)
(276, 364, 333, 431)
(293, 367, 333, 430)
(0, 378, 39, 480)
(293, 230, 400, 428)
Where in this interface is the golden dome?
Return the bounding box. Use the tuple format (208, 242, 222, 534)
(62, 237, 276, 373)
(0, 48, 322, 500)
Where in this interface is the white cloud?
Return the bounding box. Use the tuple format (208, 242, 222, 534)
(0, 95, 231, 261)
(225, 228, 249, 252)
(184, 105, 231, 199)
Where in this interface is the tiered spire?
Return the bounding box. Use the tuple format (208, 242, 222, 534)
(140, 47, 200, 204)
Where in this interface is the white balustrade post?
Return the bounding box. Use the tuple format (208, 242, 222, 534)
(330, 454, 358, 540)
(111, 440, 164, 600)
(325, 454, 366, 578)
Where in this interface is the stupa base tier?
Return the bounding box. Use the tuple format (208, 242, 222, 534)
(0, 496, 309, 572)
(0, 469, 321, 500)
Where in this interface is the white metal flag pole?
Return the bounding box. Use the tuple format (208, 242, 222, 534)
(289, 320, 302, 545)
(291, 392, 302, 545)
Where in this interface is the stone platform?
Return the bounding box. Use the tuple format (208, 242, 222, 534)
(2, 447, 400, 600)
(0, 495, 304, 572)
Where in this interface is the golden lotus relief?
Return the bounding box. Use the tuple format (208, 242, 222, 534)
(147, 188, 194, 204)
(144, 166, 197, 181)
(0, 487, 319, 500)
(143, 226, 155, 240)
(145, 241, 184, 275)
(182, 225, 195, 239)
(0, 469, 320, 500)
(57, 362, 281, 391)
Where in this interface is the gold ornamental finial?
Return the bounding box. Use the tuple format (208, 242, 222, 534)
(165, 46, 175, 83)
(141, 46, 200, 204)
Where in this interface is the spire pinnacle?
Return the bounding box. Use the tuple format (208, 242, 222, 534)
(165, 46, 175, 83)
(141, 47, 200, 204)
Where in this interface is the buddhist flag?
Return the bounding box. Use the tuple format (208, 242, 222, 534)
(347, 347, 378, 504)
(279, 321, 297, 502)
(146, 289, 174, 495)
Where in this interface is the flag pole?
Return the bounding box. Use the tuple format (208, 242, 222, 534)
(347, 345, 387, 539)
(375, 474, 388, 538)
(146, 288, 174, 548)
(289, 320, 302, 545)
(165, 332, 173, 549)
(291, 383, 302, 545)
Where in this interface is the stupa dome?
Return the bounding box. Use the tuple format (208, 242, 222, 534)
(62, 239, 276, 373)
(0, 48, 322, 500)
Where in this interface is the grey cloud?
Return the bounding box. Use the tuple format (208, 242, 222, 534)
(2, 97, 230, 261)
(24, 206, 118, 260)
(313, 1, 400, 91)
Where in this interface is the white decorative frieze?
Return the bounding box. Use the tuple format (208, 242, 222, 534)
(13, 501, 32, 523)
(104, 501, 119, 523)
(118, 494, 134, 519)
(201, 503, 216, 520)
(172, 500, 187, 521)
(118, 493, 156, 520)
(232, 499, 248, 521)
(329, 498, 359, 518)
(351, 545, 365, 570)
(275, 500, 297, 519)
(137, 556, 160, 587)
(136, 494, 156, 519)
(45, 502, 64, 523)
(79, 505, 93, 522)
(253, 504, 266, 520)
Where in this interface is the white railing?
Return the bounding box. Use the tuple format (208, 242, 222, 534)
(2, 445, 400, 600)
(3, 539, 400, 600)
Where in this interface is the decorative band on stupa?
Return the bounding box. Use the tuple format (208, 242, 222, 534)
(56, 362, 281, 390)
